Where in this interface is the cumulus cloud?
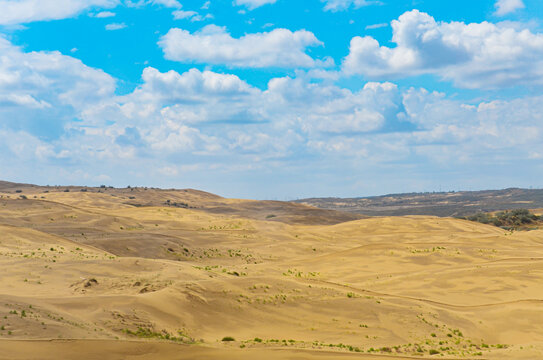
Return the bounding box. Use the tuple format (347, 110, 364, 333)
(233, 0, 277, 10)
(402, 88, 543, 164)
(1, 34, 542, 195)
(159, 25, 330, 68)
(3, 39, 540, 168)
(0, 0, 117, 25)
(321, 0, 375, 12)
(263, 77, 400, 134)
(0, 37, 115, 139)
(343, 10, 543, 89)
(136, 67, 257, 103)
(72, 66, 405, 165)
(495, 0, 525, 16)
(0, 39, 115, 105)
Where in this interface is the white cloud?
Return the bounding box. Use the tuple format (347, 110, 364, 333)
(3, 45, 539, 169)
(233, 0, 276, 10)
(125, 0, 181, 7)
(0, 36, 115, 149)
(321, 0, 375, 12)
(172, 9, 211, 21)
(159, 25, 330, 68)
(0, 37, 115, 107)
(71, 67, 403, 164)
(105, 22, 127, 30)
(93, 10, 116, 17)
(365, 22, 387, 30)
(0, 93, 51, 109)
(137, 67, 256, 102)
(172, 10, 197, 19)
(495, 0, 525, 16)
(1, 34, 542, 195)
(343, 10, 543, 89)
(402, 88, 543, 164)
(0, 0, 117, 25)
(263, 77, 400, 134)
(152, 0, 181, 7)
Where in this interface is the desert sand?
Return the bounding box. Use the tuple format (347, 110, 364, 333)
(0, 184, 542, 359)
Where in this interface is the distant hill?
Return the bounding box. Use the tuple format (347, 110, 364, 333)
(3, 181, 542, 219)
(293, 188, 543, 217)
(0, 180, 364, 225)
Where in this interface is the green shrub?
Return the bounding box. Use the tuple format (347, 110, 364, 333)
(466, 209, 540, 229)
(222, 336, 235, 342)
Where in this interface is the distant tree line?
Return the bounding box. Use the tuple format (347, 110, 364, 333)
(460, 209, 541, 230)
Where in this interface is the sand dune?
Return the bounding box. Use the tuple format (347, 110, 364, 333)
(0, 185, 542, 358)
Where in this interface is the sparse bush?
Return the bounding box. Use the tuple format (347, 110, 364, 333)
(222, 336, 235, 342)
(429, 349, 440, 355)
(464, 209, 540, 229)
(466, 213, 492, 224)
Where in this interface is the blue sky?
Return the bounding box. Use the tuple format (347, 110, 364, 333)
(0, 0, 542, 199)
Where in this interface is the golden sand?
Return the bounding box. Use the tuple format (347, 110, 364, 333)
(0, 188, 541, 359)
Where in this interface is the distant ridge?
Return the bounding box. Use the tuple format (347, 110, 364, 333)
(294, 188, 543, 217)
(0, 180, 364, 225)
(3, 180, 542, 218)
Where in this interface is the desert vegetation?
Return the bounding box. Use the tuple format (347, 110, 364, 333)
(0, 182, 542, 359)
(461, 209, 541, 230)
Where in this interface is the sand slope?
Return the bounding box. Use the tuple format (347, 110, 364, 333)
(0, 187, 542, 358)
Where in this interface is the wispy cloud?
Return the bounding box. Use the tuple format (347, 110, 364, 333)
(322, 0, 378, 12)
(365, 22, 387, 30)
(0, 0, 117, 25)
(105, 22, 127, 30)
(93, 11, 116, 18)
(233, 0, 277, 10)
(494, 0, 525, 16)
